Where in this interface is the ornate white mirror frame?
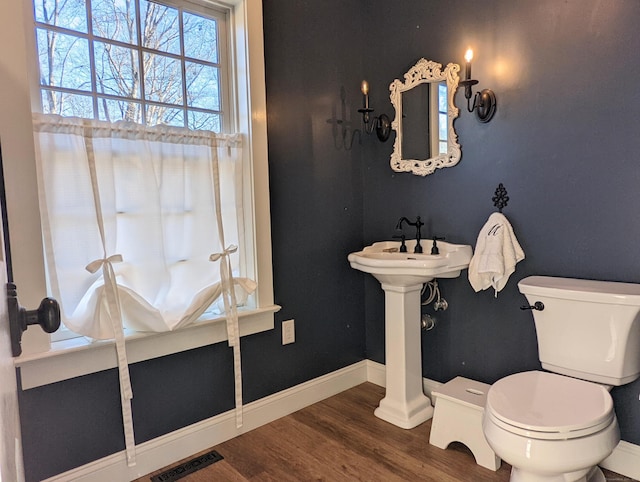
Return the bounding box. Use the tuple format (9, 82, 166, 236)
(390, 59, 461, 176)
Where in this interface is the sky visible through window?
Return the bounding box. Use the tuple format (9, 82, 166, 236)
(34, 0, 224, 131)
(438, 82, 447, 154)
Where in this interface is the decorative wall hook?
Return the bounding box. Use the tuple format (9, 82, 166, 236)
(492, 183, 509, 213)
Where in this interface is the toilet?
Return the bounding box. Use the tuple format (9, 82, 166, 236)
(482, 276, 640, 482)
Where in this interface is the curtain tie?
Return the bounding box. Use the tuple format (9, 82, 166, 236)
(84, 252, 137, 464)
(209, 243, 243, 428)
(85, 254, 123, 274)
(209, 244, 238, 345)
(209, 245, 238, 262)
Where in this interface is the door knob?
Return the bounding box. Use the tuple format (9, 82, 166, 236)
(7, 282, 60, 357)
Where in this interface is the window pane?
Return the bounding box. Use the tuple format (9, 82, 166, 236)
(439, 112, 447, 140)
(41, 90, 94, 117)
(34, 0, 88, 33)
(139, 0, 180, 54)
(37, 28, 92, 91)
(438, 83, 447, 112)
(144, 52, 183, 105)
(183, 12, 218, 63)
(188, 111, 220, 132)
(91, 0, 138, 45)
(97, 97, 142, 123)
(185, 62, 219, 111)
(146, 105, 184, 127)
(94, 41, 140, 99)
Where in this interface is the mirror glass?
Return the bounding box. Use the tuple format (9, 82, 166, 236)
(390, 59, 461, 176)
(401, 84, 430, 160)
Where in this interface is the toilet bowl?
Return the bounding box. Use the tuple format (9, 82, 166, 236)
(483, 371, 619, 482)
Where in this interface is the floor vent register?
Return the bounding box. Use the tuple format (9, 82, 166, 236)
(150, 450, 224, 481)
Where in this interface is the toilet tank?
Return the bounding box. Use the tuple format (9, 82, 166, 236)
(518, 276, 640, 386)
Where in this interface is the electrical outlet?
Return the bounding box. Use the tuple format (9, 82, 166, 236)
(282, 319, 295, 345)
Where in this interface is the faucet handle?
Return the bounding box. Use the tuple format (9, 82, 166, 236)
(430, 236, 445, 255)
(392, 234, 407, 252)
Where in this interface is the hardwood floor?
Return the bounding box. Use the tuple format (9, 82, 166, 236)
(139, 383, 510, 481)
(137, 383, 630, 482)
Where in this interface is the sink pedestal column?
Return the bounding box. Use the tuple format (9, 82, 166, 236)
(375, 282, 433, 429)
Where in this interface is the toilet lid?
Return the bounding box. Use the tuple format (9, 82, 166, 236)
(486, 371, 614, 440)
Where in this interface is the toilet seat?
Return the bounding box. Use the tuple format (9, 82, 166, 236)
(486, 371, 614, 441)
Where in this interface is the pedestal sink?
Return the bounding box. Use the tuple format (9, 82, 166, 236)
(348, 239, 472, 429)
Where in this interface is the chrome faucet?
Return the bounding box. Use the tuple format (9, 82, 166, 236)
(395, 216, 424, 253)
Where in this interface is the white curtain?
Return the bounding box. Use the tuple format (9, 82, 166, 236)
(33, 113, 255, 465)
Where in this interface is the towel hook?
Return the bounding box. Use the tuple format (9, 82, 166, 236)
(492, 183, 509, 213)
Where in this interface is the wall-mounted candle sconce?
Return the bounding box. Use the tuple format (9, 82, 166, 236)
(358, 80, 391, 142)
(458, 49, 497, 123)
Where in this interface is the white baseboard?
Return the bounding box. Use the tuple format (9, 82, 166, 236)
(601, 440, 640, 480)
(44, 359, 640, 482)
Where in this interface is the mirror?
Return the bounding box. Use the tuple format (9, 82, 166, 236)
(390, 59, 461, 176)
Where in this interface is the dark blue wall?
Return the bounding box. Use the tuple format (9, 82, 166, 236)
(359, 0, 640, 445)
(16, 1, 640, 480)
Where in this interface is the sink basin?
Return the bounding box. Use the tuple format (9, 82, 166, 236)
(348, 240, 473, 287)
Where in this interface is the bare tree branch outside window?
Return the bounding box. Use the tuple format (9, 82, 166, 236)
(34, 0, 223, 132)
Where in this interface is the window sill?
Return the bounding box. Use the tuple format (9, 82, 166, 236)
(15, 304, 280, 390)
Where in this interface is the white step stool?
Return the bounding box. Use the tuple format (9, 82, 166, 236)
(429, 376, 501, 471)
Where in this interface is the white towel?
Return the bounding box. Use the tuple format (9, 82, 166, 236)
(468, 212, 525, 296)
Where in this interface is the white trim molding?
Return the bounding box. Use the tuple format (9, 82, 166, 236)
(17, 306, 279, 389)
(601, 440, 640, 481)
(42, 360, 640, 482)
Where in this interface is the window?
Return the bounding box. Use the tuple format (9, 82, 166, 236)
(33, 0, 253, 344)
(1, 0, 276, 387)
(34, 0, 230, 132)
(434, 82, 448, 155)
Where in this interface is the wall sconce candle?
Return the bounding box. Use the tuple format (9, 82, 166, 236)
(464, 48, 473, 80)
(357, 79, 391, 142)
(361, 80, 370, 109)
(459, 49, 497, 123)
